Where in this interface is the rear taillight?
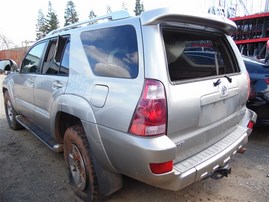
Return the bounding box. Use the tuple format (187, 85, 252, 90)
(129, 79, 167, 136)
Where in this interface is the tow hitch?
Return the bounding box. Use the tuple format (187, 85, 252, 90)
(211, 164, 231, 180)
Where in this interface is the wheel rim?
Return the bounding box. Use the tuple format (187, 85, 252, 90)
(7, 100, 13, 122)
(68, 144, 87, 190)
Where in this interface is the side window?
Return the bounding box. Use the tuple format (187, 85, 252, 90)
(42, 40, 59, 75)
(42, 36, 69, 76)
(80, 25, 138, 79)
(59, 41, 70, 75)
(21, 41, 46, 73)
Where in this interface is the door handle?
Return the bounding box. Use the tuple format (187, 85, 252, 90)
(52, 81, 63, 89)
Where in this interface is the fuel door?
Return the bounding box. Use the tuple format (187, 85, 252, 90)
(90, 85, 109, 108)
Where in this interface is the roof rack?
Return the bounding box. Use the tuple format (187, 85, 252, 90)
(47, 10, 130, 36)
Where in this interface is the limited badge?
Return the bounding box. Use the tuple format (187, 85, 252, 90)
(219, 84, 228, 97)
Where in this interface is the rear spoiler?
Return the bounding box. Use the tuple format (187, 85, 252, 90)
(140, 8, 237, 36)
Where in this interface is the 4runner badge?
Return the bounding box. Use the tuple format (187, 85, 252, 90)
(219, 84, 228, 97)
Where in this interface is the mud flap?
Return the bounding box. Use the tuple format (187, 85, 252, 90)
(91, 150, 123, 196)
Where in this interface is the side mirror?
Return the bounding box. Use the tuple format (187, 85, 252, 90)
(0, 59, 18, 74)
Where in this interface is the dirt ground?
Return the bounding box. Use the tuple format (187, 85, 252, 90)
(0, 74, 268, 202)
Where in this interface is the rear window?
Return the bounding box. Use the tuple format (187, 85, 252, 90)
(163, 27, 239, 82)
(80, 25, 138, 79)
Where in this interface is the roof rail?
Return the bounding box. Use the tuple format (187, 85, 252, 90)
(47, 10, 130, 36)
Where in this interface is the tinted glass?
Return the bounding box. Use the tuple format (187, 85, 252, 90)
(21, 41, 46, 73)
(41, 36, 70, 76)
(163, 28, 239, 82)
(59, 41, 70, 75)
(80, 25, 138, 78)
(42, 40, 60, 75)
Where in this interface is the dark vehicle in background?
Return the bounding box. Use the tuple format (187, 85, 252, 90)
(243, 57, 269, 126)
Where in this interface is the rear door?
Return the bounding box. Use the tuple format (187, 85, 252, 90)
(162, 26, 245, 162)
(33, 36, 70, 133)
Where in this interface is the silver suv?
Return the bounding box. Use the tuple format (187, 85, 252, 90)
(2, 8, 257, 201)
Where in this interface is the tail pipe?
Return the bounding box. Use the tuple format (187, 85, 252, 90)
(211, 164, 231, 180)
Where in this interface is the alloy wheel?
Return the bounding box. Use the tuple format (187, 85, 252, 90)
(68, 144, 87, 190)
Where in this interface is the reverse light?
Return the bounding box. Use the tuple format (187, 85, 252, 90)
(129, 79, 167, 136)
(150, 161, 173, 174)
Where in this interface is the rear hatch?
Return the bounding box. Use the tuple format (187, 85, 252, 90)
(142, 9, 249, 163)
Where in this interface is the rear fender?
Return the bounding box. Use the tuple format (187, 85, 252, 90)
(61, 94, 122, 196)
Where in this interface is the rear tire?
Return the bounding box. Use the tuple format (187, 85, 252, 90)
(4, 91, 23, 130)
(63, 125, 101, 201)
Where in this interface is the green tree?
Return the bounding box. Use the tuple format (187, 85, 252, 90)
(36, 9, 46, 40)
(89, 10, 96, 19)
(44, 1, 59, 34)
(64, 0, 79, 26)
(88, 10, 97, 25)
(134, 0, 144, 16)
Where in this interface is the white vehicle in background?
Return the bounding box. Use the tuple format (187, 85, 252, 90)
(0, 59, 17, 74)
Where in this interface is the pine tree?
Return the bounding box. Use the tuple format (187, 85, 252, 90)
(89, 10, 96, 19)
(45, 1, 59, 34)
(64, 1, 79, 26)
(36, 9, 46, 40)
(88, 10, 97, 25)
(134, 0, 144, 16)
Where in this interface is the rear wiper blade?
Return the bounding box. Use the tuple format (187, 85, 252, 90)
(224, 75, 232, 83)
(213, 79, 221, 87)
(213, 76, 232, 87)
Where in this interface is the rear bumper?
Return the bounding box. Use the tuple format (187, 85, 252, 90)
(98, 108, 256, 191)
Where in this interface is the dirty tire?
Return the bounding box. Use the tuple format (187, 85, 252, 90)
(4, 91, 23, 130)
(64, 125, 101, 201)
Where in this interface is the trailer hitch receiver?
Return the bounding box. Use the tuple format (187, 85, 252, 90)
(211, 164, 231, 180)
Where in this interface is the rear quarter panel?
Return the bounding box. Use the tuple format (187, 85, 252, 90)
(64, 17, 145, 133)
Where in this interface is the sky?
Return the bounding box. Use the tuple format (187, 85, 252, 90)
(0, 0, 266, 47)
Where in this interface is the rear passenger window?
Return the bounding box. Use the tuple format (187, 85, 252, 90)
(59, 41, 70, 75)
(42, 40, 59, 75)
(80, 25, 138, 78)
(42, 36, 70, 76)
(163, 28, 239, 82)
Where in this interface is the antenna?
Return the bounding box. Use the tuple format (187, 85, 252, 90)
(47, 10, 130, 36)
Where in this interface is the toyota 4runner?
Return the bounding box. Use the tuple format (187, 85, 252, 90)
(2, 8, 257, 201)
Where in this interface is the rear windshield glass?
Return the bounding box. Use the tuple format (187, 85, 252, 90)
(163, 27, 239, 82)
(80, 25, 138, 79)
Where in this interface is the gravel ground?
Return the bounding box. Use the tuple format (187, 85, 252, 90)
(0, 74, 268, 202)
